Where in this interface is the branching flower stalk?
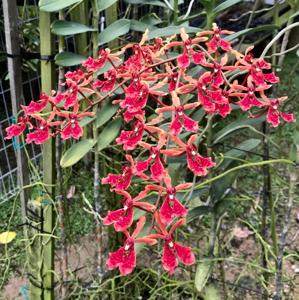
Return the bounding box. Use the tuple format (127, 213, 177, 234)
(5, 24, 295, 276)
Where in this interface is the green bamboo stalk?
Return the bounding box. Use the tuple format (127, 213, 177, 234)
(70, 1, 90, 165)
(70, 1, 88, 56)
(173, 0, 178, 25)
(56, 10, 68, 299)
(92, 0, 103, 276)
(40, 10, 56, 300)
(105, 2, 118, 50)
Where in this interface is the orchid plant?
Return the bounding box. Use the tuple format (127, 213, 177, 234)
(5, 23, 295, 276)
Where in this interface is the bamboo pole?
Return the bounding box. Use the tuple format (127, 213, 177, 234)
(105, 2, 119, 50)
(56, 10, 68, 299)
(92, 0, 103, 278)
(40, 10, 56, 300)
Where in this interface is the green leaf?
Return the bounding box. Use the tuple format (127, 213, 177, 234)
(0, 231, 16, 244)
(195, 260, 213, 292)
(60, 139, 96, 168)
(148, 25, 199, 39)
(96, 100, 119, 128)
(213, 116, 265, 144)
(124, 0, 166, 7)
(51, 21, 95, 36)
(187, 205, 211, 222)
(140, 13, 162, 26)
(204, 284, 221, 300)
(55, 51, 86, 67)
(219, 138, 261, 170)
(211, 170, 237, 202)
(226, 25, 278, 41)
(97, 0, 118, 12)
(191, 108, 205, 123)
(97, 118, 122, 151)
(213, 0, 242, 15)
(39, 0, 81, 12)
(99, 19, 131, 46)
(79, 116, 95, 127)
(130, 20, 156, 33)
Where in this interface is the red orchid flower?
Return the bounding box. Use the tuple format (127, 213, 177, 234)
(238, 53, 279, 86)
(25, 111, 62, 144)
(56, 102, 94, 140)
(148, 213, 195, 274)
(137, 131, 167, 182)
(62, 72, 94, 110)
(198, 23, 233, 53)
(156, 92, 199, 135)
(119, 81, 149, 115)
(103, 190, 155, 232)
(93, 68, 117, 92)
(230, 76, 269, 111)
(265, 97, 295, 127)
(146, 172, 192, 225)
(177, 34, 207, 68)
(207, 89, 231, 118)
(116, 119, 145, 150)
(5, 115, 30, 140)
(102, 154, 149, 190)
(106, 216, 157, 275)
(21, 93, 49, 115)
(82, 49, 108, 72)
(185, 134, 215, 176)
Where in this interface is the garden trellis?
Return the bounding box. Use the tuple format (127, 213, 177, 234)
(0, 0, 42, 204)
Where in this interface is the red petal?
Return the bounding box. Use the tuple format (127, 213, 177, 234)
(183, 115, 198, 133)
(106, 246, 125, 270)
(162, 243, 178, 274)
(266, 107, 280, 127)
(170, 116, 182, 135)
(174, 242, 195, 265)
(177, 52, 190, 68)
(192, 52, 205, 64)
(281, 112, 295, 123)
(119, 248, 136, 276)
(150, 156, 164, 182)
(26, 127, 50, 144)
(61, 121, 83, 140)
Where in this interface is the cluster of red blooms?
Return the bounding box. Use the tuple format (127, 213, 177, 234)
(6, 24, 295, 275)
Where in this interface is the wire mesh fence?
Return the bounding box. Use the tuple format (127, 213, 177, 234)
(0, 1, 42, 204)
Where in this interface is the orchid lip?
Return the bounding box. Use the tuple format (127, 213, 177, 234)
(169, 194, 174, 200)
(151, 154, 156, 159)
(191, 150, 196, 156)
(168, 241, 174, 248)
(178, 111, 183, 116)
(124, 244, 130, 251)
(123, 205, 128, 211)
(40, 126, 44, 130)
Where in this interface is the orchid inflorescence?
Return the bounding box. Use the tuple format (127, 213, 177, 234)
(5, 23, 295, 275)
